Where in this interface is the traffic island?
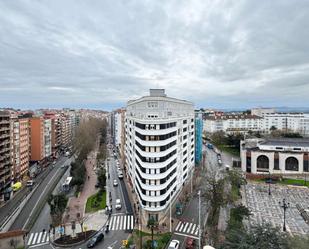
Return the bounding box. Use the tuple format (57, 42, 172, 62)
(53, 230, 96, 247)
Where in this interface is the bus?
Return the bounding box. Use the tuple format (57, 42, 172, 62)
(62, 177, 72, 192)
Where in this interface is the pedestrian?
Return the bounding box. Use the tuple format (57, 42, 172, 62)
(88, 175, 90, 180)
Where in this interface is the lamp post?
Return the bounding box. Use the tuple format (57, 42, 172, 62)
(169, 190, 172, 233)
(268, 171, 271, 196)
(198, 190, 201, 249)
(279, 198, 290, 232)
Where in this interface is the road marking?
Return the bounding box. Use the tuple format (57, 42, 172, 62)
(123, 216, 127, 229)
(194, 226, 199, 235)
(32, 232, 38, 245)
(174, 232, 199, 240)
(116, 215, 120, 230)
(28, 242, 49, 248)
(191, 224, 196, 234)
(175, 222, 181, 231)
(27, 233, 34, 245)
(111, 216, 116, 230)
(120, 215, 124, 230)
(41, 231, 47, 242)
(187, 223, 193, 234)
(37, 232, 43, 244)
(130, 215, 134, 229)
(183, 222, 189, 233)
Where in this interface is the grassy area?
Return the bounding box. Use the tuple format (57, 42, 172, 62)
(281, 178, 309, 187)
(132, 230, 172, 249)
(253, 178, 309, 187)
(231, 184, 240, 202)
(217, 144, 240, 157)
(85, 191, 106, 213)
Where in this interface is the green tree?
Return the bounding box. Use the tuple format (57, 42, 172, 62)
(48, 194, 68, 226)
(97, 168, 106, 190)
(221, 223, 289, 249)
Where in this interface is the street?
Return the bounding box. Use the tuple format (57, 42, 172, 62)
(169, 144, 235, 248)
(25, 144, 132, 249)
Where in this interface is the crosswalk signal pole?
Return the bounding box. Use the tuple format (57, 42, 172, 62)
(198, 190, 201, 249)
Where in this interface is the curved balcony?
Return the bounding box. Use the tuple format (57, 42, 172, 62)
(135, 135, 177, 147)
(135, 153, 177, 169)
(135, 179, 178, 203)
(135, 163, 177, 181)
(135, 145, 176, 158)
(135, 126, 177, 136)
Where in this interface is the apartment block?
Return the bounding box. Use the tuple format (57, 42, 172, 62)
(29, 117, 45, 162)
(0, 111, 12, 202)
(125, 89, 195, 223)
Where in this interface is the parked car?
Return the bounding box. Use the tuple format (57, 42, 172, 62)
(185, 238, 195, 249)
(118, 172, 123, 179)
(26, 180, 35, 187)
(113, 180, 118, 187)
(87, 232, 104, 248)
(115, 199, 122, 210)
(207, 143, 213, 149)
(168, 240, 180, 249)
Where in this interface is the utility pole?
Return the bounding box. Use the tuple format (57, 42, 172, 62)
(268, 171, 271, 196)
(169, 190, 172, 233)
(198, 190, 201, 249)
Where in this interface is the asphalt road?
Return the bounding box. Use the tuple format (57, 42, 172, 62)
(10, 156, 71, 231)
(169, 144, 234, 248)
(33, 146, 133, 249)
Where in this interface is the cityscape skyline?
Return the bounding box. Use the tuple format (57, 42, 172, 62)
(1, 0, 309, 109)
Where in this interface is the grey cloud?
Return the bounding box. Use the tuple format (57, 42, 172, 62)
(0, 0, 309, 109)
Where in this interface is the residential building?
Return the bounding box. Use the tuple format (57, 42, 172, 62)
(44, 119, 52, 159)
(29, 117, 45, 163)
(195, 117, 203, 165)
(204, 114, 262, 134)
(241, 138, 309, 175)
(251, 108, 276, 117)
(125, 89, 195, 224)
(0, 111, 12, 202)
(18, 118, 30, 179)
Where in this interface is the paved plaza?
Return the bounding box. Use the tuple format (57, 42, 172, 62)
(243, 182, 309, 235)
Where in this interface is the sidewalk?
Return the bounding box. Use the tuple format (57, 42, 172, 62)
(63, 149, 99, 224)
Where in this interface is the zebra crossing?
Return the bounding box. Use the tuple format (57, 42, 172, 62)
(107, 214, 134, 231)
(26, 231, 49, 247)
(174, 221, 199, 239)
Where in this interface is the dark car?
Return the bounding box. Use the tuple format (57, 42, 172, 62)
(87, 232, 104, 248)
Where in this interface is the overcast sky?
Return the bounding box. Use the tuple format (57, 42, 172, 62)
(1, 0, 309, 110)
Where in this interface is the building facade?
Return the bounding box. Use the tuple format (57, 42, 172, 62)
(0, 111, 12, 202)
(125, 89, 195, 223)
(195, 117, 203, 165)
(29, 117, 45, 162)
(241, 138, 309, 175)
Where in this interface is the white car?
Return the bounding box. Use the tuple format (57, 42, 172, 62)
(118, 172, 123, 179)
(168, 240, 180, 249)
(113, 180, 118, 187)
(115, 199, 122, 210)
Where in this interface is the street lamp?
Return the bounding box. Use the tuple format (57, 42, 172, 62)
(279, 198, 290, 232)
(198, 190, 201, 249)
(268, 171, 271, 196)
(169, 190, 172, 233)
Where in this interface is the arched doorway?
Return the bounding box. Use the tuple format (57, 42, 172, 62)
(285, 157, 299, 171)
(257, 155, 269, 172)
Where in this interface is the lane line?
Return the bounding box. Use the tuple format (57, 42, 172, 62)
(29, 242, 49, 248)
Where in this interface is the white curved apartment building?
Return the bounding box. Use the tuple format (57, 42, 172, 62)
(125, 89, 195, 222)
